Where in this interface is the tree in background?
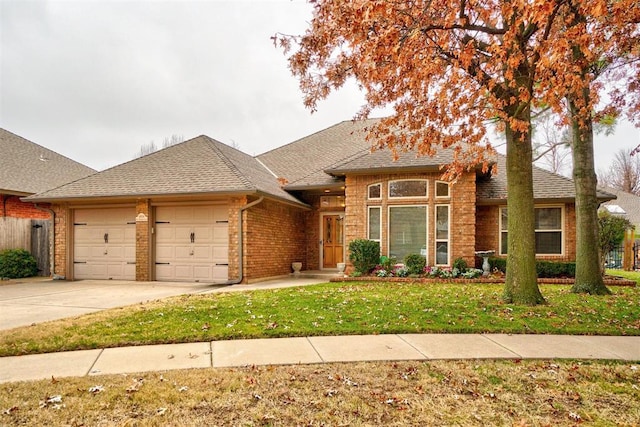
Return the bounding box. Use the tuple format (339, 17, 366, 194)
(134, 134, 184, 159)
(599, 149, 640, 195)
(532, 111, 572, 177)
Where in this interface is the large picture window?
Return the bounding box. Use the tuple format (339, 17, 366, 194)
(388, 180, 428, 199)
(500, 207, 563, 255)
(388, 206, 427, 261)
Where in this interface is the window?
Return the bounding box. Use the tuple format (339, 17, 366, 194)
(388, 180, 428, 198)
(500, 207, 563, 255)
(435, 205, 450, 265)
(435, 181, 450, 198)
(388, 205, 427, 261)
(368, 183, 381, 200)
(368, 206, 381, 242)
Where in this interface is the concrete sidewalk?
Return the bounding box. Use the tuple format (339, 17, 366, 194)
(1, 334, 638, 383)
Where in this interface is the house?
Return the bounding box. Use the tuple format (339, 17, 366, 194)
(25, 120, 615, 283)
(600, 187, 640, 233)
(1, 129, 95, 275)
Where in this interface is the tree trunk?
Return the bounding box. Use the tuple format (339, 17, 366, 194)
(569, 97, 611, 295)
(503, 109, 546, 305)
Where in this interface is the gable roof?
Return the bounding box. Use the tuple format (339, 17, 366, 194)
(476, 154, 615, 204)
(601, 187, 640, 228)
(0, 128, 96, 196)
(25, 135, 306, 206)
(257, 119, 375, 190)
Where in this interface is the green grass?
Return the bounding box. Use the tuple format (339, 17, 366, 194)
(0, 282, 638, 357)
(606, 269, 640, 285)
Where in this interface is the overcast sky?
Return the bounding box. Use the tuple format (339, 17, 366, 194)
(1, 0, 638, 174)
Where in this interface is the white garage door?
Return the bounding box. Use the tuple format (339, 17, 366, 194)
(155, 205, 229, 282)
(74, 208, 136, 280)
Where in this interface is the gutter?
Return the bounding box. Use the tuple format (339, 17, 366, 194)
(33, 203, 59, 278)
(219, 196, 264, 286)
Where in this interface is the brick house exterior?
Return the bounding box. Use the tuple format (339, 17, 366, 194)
(26, 120, 615, 283)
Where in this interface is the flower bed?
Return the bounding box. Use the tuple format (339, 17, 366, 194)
(331, 275, 637, 287)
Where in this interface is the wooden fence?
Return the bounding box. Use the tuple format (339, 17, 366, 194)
(0, 217, 51, 276)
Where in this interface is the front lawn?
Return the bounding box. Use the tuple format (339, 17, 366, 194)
(1, 282, 638, 357)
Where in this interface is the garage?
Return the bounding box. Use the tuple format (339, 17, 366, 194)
(73, 207, 136, 280)
(155, 205, 229, 282)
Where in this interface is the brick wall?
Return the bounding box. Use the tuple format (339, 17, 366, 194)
(52, 204, 69, 278)
(228, 196, 247, 281)
(343, 171, 477, 270)
(135, 199, 151, 281)
(1, 194, 51, 220)
(244, 198, 306, 282)
(475, 203, 577, 263)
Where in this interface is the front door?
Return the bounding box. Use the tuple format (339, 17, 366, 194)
(322, 215, 344, 268)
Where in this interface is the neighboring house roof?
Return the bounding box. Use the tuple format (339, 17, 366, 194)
(476, 154, 615, 204)
(257, 119, 375, 190)
(26, 135, 307, 206)
(0, 128, 96, 196)
(601, 187, 640, 229)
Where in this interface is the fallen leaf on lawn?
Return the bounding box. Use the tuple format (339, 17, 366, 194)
(88, 385, 104, 394)
(178, 386, 188, 392)
(51, 376, 59, 384)
(157, 407, 167, 415)
(201, 323, 210, 330)
(2, 406, 18, 415)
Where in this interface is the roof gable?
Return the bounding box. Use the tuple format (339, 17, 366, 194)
(26, 135, 304, 205)
(0, 128, 96, 195)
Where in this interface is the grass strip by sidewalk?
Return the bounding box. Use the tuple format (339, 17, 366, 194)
(2, 360, 638, 426)
(1, 282, 638, 357)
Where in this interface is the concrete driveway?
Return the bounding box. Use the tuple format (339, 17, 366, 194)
(0, 278, 222, 330)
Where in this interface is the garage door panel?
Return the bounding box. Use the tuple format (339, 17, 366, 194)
(73, 208, 136, 280)
(155, 205, 228, 282)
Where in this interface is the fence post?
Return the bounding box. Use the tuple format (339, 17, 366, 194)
(623, 227, 635, 271)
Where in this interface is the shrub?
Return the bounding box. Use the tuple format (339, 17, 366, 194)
(379, 255, 397, 272)
(348, 239, 380, 274)
(452, 257, 468, 273)
(0, 249, 38, 279)
(486, 257, 576, 278)
(405, 253, 426, 275)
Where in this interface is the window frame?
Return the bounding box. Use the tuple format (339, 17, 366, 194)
(435, 181, 451, 199)
(367, 183, 382, 200)
(387, 204, 428, 262)
(367, 206, 382, 243)
(435, 204, 450, 266)
(499, 205, 565, 256)
(388, 179, 428, 200)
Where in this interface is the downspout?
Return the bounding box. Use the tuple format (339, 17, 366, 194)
(34, 203, 58, 278)
(220, 196, 264, 285)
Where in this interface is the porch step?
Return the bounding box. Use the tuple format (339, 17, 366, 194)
(291, 270, 345, 280)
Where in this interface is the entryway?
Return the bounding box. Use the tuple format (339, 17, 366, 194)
(321, 213, 344, 269)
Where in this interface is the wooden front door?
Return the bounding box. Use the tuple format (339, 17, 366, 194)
(322, 215, 344, 268)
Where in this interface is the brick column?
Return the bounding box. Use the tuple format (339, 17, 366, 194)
(52, 204, 69, 279)
(135, 199, 151, 281)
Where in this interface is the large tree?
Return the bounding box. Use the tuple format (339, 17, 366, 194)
(276, 0, 573, 304)
(540, 0, 639, 295)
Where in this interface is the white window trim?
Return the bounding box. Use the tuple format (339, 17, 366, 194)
(388, 179, 429, 200)
(435, 181, 451, 199)
(367, 206, 382, 243)
(499, 205, 565, 256)
(367, 183, 382, 200)
(435, 204, 450, 266)
(387, 204, 428, 262)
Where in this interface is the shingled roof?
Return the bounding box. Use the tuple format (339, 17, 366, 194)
(257, 119, 375, 190)
(1, 128, 95, 195)
(601, 187, 640, 229)
(26, 135, 306, 206)
(476, 154, 615, 204)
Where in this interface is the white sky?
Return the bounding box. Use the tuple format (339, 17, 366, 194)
(1, 0, 638, 173)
